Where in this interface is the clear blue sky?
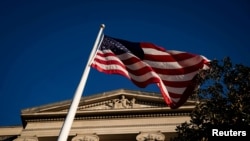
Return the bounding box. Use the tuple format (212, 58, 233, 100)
(0, 0, 249, 126)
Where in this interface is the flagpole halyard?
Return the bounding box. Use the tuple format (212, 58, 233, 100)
(57, 24, 105, 141)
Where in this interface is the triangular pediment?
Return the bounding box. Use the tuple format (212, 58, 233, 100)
(21, 89, 196, 127)
(22, 89, 161, 114)
(21, 89, 196, 115)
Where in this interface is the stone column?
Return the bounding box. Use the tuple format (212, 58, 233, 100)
(71, 134, 99, 141)
(13, 136, 38, 141)
(136, 131, 165, 141)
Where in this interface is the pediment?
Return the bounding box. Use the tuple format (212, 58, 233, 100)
(20, 89, 196, 127)
(21, 89, 196, 115)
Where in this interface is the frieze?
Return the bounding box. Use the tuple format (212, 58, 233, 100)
(77, 95, 166, 111)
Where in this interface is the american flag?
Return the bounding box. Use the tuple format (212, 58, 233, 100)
(91, 35, 210, 109)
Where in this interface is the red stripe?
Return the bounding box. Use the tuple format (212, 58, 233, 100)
(144, 52, 196, 62)
(120, 56, 142, 65)
(168, 76, 198, 109)
(93, 56, 194, 89)
(92, 60, 160, 88)
(94, 52, 203, 87)
(95, 51, 115, 58)
(151, 60, 205, 75)
(91, 63, 129, 78)
(131, 77, 161, 88)
(120, 55, 205, 75)
(162, 80, 192, 88)
(94, 57, 124, 67)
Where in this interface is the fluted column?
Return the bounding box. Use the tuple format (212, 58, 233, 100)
(136, 131, 165, 141)
(71, 134, 99, 141)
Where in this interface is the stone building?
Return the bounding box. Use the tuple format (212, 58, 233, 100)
(0, 89, 195, 141)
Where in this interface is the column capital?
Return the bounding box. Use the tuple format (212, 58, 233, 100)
(71, 134, 99, 141)
(136, 131, 165, 141)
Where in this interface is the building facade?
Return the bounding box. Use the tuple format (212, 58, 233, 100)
(0, 89, 195, 141)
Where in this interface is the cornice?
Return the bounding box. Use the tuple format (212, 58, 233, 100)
(21, 106, 194, 124)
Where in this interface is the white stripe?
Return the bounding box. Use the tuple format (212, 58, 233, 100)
(124, 61, 199, 82)
(117, 52, 138, 60)
(129, 70, 160, 82)
(96, 53, 199, 82)
(92, 61, 130, 78)
(157, 81, 181, 103)
(99, 49, 206, 71)
(158, 81, 181, 103)
(157, 79, 186, 95)
(116, 52, 204, 71)
(144, 55, 204, 69)
(95, 62, 160, 83)
(158, 71, 198, 82)
(143, 48, 210, 68)
(95, 54, 124, 65)
(94, 61, 189, 94)
(97, 50, 137, 61)
(165, 85, 186, 95)
(93, 60, 159, 83)
(142, 48, 186, 56)
(166, 50, 186, 54)
(143, 48, 171, 56)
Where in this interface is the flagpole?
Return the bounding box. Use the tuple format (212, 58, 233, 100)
(57, 24, 105, 141)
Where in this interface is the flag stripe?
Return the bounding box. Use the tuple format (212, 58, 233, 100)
(95, 51, 204, 80)
(93, 57, 199, 87)
(91, 35, 210, 109)
(94, 51, 195, 94)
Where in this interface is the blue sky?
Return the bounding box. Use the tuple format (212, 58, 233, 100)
(0, 0, 249, 126)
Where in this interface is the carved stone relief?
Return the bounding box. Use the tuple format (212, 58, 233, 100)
(71, 134, 99, 141)
(108, 95, 136, 109)
(136, 131, 165, 141)
(76, 94, 170, 111)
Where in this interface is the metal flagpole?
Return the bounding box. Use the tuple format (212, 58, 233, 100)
(57, 24, 105, 141)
